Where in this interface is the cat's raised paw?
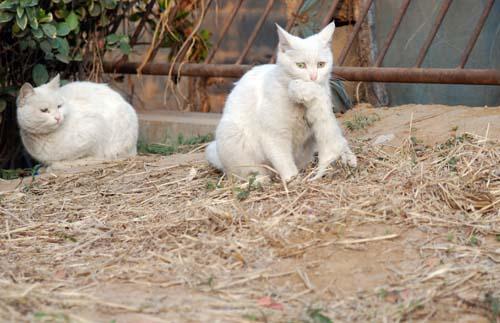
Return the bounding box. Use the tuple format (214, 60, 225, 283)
(288, 80, 321, 104)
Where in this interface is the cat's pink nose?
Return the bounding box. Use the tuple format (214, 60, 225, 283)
(310, 72, 317, 81)
(55, 116, 61, 123)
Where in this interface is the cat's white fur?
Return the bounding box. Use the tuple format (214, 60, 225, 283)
(17, 75, 138, 168)
(206, 22, 356, 181)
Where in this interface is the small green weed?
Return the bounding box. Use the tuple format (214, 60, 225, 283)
(137, 134, 213, 156)
(0, 164, 41, 180)
(33, 311, 69, 322)
(468, 235, 479, 246)
(344, 113, 380, 131)
(485, 292, 500, 322)
(235, 173, 261, 201)
(306, 308, 333, 323)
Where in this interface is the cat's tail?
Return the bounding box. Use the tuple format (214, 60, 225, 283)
(205, 141, 223, 171)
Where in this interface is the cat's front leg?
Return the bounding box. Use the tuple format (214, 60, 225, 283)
(296, 86, 357, 179)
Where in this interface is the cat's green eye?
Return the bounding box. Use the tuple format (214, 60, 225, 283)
(296, 62, 306, 69)
(317, 62, 326, 68)
(40, 108, 48, 113)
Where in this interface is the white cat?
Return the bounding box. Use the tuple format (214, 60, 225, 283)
(206, 22, 356, 181)
(17, 75, 138, 169)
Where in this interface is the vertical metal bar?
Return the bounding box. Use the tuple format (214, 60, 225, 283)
(236, 0, 275, 64)
(458, 0, 494, 68)
(374, 0, 411, 67)
(205, 0, 245, 64)
(321, 0, 341, 27)
(284, 0, 306, 31)
(269, 0, 305, 63)
(337, 0, 374, 66)
(414, 0, 453, 67)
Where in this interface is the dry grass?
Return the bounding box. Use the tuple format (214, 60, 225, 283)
(0, 132, 499, 322)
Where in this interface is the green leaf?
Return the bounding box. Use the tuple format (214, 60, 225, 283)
(16, 13, 27, 30)
(55, 53, 70, 64)
(54, 8, 68, 19)
(119, 42, 131, 55)
(31, 27, 43, 38)
(38, 12, 52, 23)
(32, 64, 49, 86)
(41, 23, 57, 38)
(20, 0, 38, 7)
(26, 7, 37, 29)
(72, 52, 82, 61)
(54, 37, 69, 56)
(105, 33, 119, 44)
(102, 0, 117, 10)
(65, 11, 78, 30)
(0, 0, 17, 10)
(0, 99, 6, 113)
(16, 6, 24, 18)
(39, 40, 52, 54)
(0, 11, 14, 23)
(89, 2, 101, 17)
(56, 22, 70, 36)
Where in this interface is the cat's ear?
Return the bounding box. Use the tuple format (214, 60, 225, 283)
(317, 21, 336, 44)
(276, 23, 300, 52)
(17, 83, 35, 107)
(47, 74, 60, 90)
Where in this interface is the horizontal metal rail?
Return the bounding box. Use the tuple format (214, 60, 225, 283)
(103, 62, 500, 85)
(103, 0, 499, 86)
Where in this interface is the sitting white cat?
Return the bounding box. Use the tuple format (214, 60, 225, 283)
(17, 75, 138, 169)
(206, 22, 356, 182)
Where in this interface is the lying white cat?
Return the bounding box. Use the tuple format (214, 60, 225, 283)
(206, 22, 356, 181)
(17, 75, 138, 169)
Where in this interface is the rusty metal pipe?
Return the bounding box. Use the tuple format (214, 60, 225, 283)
(338, 0, 375, 65)
(321, 0, 341, 27)
(415, 0, 453, 67)
(374, 0, 411, 67)
(103, 62, 500, 85)
(236, 0, 275, 64)
(205, 0, 245, 64)
(458, 0, 495, 68)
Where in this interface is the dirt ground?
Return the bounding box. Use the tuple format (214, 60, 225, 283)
(1, 104, 499, 322)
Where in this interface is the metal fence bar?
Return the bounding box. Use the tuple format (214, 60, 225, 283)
(205, 0, 245, 64)
(458, 0, 495, 68)
(374, 0, 411, 67)
(235, 0, 275, 64)
(103, 62, 500, 85)
(415, 0, 453, 67)
(269, 0, 305, 63)
(321, 0, 342, 27)
(338, 0, 374, 65)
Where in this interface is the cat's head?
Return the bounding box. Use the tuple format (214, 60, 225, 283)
(276, 22, 335, 83)
(17, 74, 65, 134)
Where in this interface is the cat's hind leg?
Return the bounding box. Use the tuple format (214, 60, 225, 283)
(216, 121, 272, 180)
(206, 141, 223, 170)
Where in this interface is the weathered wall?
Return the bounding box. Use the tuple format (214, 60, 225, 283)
(374, 0, 500, 106)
